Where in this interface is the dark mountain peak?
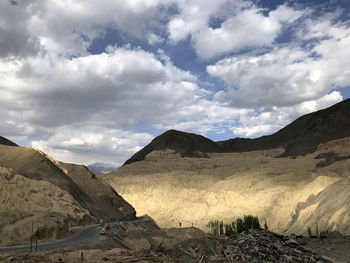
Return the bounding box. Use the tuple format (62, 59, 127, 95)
(219, 98, 350, 156)
(123, 129, 224, 166)
(0, 136, 18, 146)
(123, 99, 350, 166)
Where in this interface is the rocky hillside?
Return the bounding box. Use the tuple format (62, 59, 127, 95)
(103, 99, 350, 237)
(0, 142, 136, 246)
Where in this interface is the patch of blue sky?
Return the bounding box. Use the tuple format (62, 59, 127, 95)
(205, 124, 240, 141)
(338, 86, 350, 100)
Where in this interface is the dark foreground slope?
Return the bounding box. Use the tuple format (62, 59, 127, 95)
(218, 98, 350, 156)
(124, 99, 350, 166)
(123, 129, 224, 165)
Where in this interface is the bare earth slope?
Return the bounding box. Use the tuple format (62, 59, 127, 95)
(0, 143, 136, 246)
(104, 99, 350, 236)
(104, 138, 350, 236)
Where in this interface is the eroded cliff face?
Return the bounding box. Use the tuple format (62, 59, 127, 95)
(0, 166, 87, 245)
(0, 143, 136, 246)
(103, 137, 350, 235)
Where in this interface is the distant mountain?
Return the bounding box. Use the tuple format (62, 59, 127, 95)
(87, 162, 119, 174)
(123, 129, 224, 166)
(0, 136, 17, 146)
(124, 99, 350, 165)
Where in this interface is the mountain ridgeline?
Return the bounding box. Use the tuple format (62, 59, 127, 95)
(0, 136, 18, 147)
(123, 129, 224, 165)
(124, 99, 350, 165)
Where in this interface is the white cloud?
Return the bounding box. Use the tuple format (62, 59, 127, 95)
(22, 0, 172, 56)
(208, 12, 350, 108)
(0, 46, 200, 129)
(0, 1, 40, 58)
(192, 6, 284, 59)
(31, 125, 153, 166)
(168, 0, 229, 43)
(147, 33, 164, 45)
(168, 2, 304, 59)
(232, 91, 343, 137)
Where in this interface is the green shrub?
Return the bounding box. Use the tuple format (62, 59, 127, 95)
(207, 215, 261, 236)
(307, 227, 312, 237)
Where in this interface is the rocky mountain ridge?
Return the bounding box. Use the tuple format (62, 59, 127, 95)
(123, 98, 350, 166)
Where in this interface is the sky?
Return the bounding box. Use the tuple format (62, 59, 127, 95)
(1, 0, 350, 167)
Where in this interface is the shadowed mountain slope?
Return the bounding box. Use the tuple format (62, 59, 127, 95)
(123, 129, 224, 166)
(218, 98, 350, 156)
(124, 99, 350, 166)
(0, 136, 17, 146)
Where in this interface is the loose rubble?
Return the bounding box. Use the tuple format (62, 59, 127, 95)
(220, 229, 330, 262)
(0, 229, 335, 262)
(165, 229, 332, 262)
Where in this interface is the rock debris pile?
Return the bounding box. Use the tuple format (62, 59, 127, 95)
(216, 230, 331, 262)
(152, 229, 333, 262)
(0, 229, 335, 262)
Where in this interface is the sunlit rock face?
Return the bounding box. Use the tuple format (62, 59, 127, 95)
(0, 142, 136, 246)
(103, 100, 350, 235)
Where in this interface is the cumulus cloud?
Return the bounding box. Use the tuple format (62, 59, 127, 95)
(232, 91, 343, 137)
(168, 1, 304, 59)
(0, 45, 201, 130)
(168, 0, 229, 43)
(23, 0, 172, 56)
(0, 1, 40, 58)
(208, 11, 350, 108)
(31, 125, 153, 166)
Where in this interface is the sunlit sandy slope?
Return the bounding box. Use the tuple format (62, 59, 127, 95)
(0, 144, 136, 246)
(103, 138, 350, 235)
(0, 167, 90, 246)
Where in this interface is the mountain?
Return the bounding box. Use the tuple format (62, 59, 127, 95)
(87, 162, 119, 174)
(123, 129, 224, 166)
(0, 136, 17, 146)
(0, 141, 136, 246)
(124, 99, 350, 166)
(218, 98, 350, 157)
(103, 99, 350, 236)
